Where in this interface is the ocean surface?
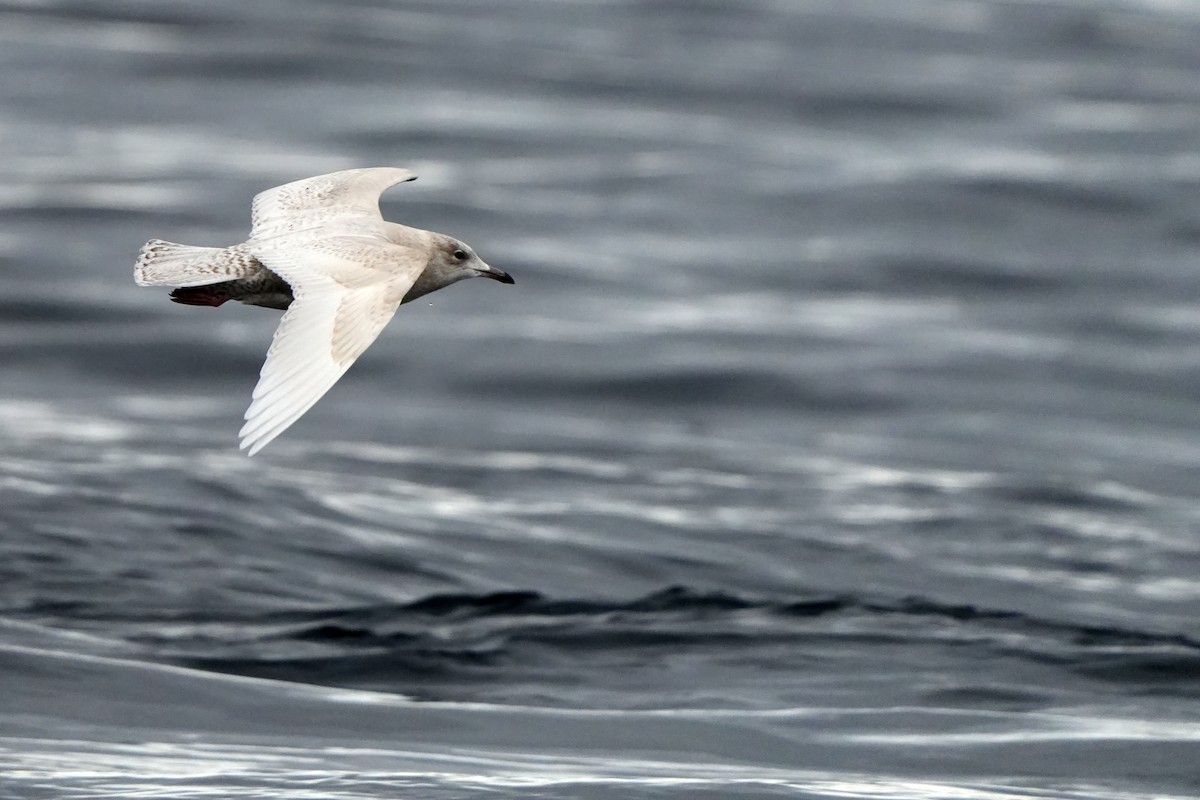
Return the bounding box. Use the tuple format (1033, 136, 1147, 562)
(3, 0, 1200, 797)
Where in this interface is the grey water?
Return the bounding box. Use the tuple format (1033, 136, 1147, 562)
(2, 0, 1200, 797)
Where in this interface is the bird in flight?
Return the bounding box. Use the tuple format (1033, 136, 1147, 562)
(134, 167, 514, 455)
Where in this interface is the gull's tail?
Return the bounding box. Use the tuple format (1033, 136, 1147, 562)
(134, 239, 256, 288)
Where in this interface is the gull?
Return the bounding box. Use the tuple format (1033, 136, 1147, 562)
(134, 167, 514, 455)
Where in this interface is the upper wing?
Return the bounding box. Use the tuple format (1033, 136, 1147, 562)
(249, 167, 417, 241)
(237, 236, 425, 455)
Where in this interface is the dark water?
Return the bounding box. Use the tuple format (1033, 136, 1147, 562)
(3, 0, 1200, 797)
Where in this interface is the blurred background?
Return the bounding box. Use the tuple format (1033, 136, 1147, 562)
(2, 1, 1200, 798)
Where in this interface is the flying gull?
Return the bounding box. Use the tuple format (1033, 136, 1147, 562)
(134, 167, 514, 455)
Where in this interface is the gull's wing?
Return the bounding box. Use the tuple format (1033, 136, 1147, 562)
(238, 235, 425, 455)
(249, 167, 417, 241)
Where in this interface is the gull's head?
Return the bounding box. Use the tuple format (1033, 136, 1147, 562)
(430, 235, 514, 287)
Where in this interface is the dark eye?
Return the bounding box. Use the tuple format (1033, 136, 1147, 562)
(453, 249, 468, 262)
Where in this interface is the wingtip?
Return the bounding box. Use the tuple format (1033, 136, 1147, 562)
(237, 420, 261, 455)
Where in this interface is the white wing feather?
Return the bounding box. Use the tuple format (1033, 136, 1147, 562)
(249, 167, 417, 241)
(238, 234, 426, 455)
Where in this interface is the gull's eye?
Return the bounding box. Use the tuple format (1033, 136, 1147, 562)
(453, 249, 468, 262)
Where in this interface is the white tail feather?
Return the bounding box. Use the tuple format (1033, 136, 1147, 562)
(134, 239, 257, 287)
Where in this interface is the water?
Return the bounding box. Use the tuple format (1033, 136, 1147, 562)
(2, 0, 1200, 797)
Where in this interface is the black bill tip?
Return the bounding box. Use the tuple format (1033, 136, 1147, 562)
(484, 269, 515, 285)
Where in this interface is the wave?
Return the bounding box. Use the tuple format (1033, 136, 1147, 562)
(461, 369, 901, 413)
(126, 586, 1200, 701)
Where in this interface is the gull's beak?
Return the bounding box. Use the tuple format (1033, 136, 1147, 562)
(477, 264, 515, 284)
